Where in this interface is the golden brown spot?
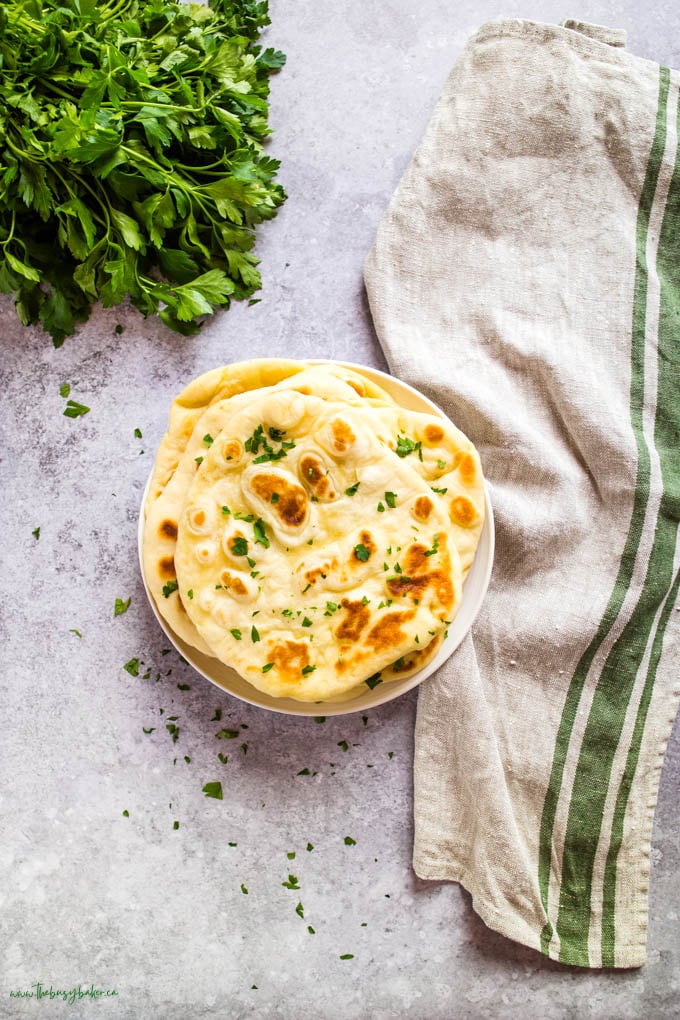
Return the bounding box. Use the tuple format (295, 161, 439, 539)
(424, 424, 445, 444)
(413, 496, 434, 521)
(344, 378, 366, 396)
(251, 472, 308, 528)
(222, 438, 243, 462)
(387, 539, 454, 610)
(330, 418, 356, 453)
(366, 611, 415, 651)
(219, 570, 248, 597)
(270, 641, 310, 682)
(352, 530, 376, 563)
(335, 599, 371, 641)
(299, 454, 336, 501)
(159, 556, 176, 579)
(304, 561, 333, 587)
(227, 530, 247, 554)
(458, 453, 477, 485)
(159, 519, 178, 540)
(193, 510, 206, 527)
(450, 495, 478, 527)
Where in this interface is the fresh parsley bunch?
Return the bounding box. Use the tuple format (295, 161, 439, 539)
(0, 0, 286, 345)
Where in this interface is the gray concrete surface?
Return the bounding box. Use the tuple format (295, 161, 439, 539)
(1, 3, 678, 1018)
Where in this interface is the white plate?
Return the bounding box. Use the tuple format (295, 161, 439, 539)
(138, 361, 494, 716)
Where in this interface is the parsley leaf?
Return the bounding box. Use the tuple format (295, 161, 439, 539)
(0, 0, 287, 345)
(395, 435, 422, 459)
(353, 543, 370, 562)
(202, 782, 223, 800)
(63, 400, 90, 419)
(114, 597, 131, 617)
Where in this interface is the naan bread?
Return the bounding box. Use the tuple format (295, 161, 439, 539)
(173, 390, 463, 702)
(366, 406, 485, 577)
(144, 360, 397, 515)
(142, 365, 396, 655)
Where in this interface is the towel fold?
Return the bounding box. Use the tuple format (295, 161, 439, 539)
(364, 18, 680, 968)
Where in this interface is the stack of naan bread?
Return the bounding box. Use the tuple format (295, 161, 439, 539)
(142, 360, 485, 703)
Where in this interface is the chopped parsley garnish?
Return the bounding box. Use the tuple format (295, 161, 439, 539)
(431, 485, 448, 494)
(377, 502, 385, 513)
(301, 664, 316, 676)
(395, 434, 421, 459)
(162, 580, 179, 598)
(230, 629, 242, 641)
(70, 628, 83, 638)
(345, 482, 361, 497)
(307, 843, 314, 851)
(241, 883, 248, 895)
(337, 739, 349, 752)
(230, 537, 249, 556)
(187, 589, 194, 600)
(218, 753, 228, 764)
(282, 609, 293, 618)
(194, 456, 203, 465)
(31, 526, 40, 540)
(134, 427, 142, 439)
(271, 492, 280, 503)
(221, 505, 231, 516)
(203, 433, 214, 447)
(287, 852, 296, 860)
(251, 625, 261, 643)
(202, 782, 223, 800)
(424, 535, 440, 557)
(437, 459, 447, 469)
(122, 810, 129, 818)
(385, 491, 397, 508)
(114, 597, 131, 616)
(339, 954, 354, 960)
(173, 821, 180, 831)
(301, 617, 313, 628)
(307, 925, 316, 935)
(297, 767, 311, 776)
(365, 673, 382, 690)
(262, 662, 275, 673)
(246, 423, 296, 463)
(282, 875, 300, 890)
(234, 512, 255, 522)
(344, 836, 356, 846)
(143, 727, 154, 734)
(124, 658, 140, 676)
(295, 902, 304, 918)
(253, 518, 270, 548)
(59, 382, 70, 398)
(63, 400, 90, 419)
(353, 543, 370, 562)
(324, 602, 339, 616)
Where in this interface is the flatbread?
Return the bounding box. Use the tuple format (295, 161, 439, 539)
(366, 405, 485, 577)
(144, 360, 397, 515)
(142, 366, 397, 654)
(174, 390, 463, 702)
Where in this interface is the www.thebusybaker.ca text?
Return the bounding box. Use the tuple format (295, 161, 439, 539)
(9, 982, 118, 1005)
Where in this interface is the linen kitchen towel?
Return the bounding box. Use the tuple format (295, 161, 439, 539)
(364, 19, 680, 968)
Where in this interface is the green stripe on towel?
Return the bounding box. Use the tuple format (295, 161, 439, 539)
(537, 65, 672, 963)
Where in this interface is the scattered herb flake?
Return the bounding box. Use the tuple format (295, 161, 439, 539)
(122, 810, 129, 818)
(365, 673, 382, 690)
(162, 580, 179, 598)
(134, 427, 143, 439)
(216, 729, 239, 740)
(344, 836, 356, 846)
(251, 625, 261, 643)
(353, 543, 370, 562)
(63, 400, 90, 419)
(295, 902, 304, 918)
(345, 482, 361, 497)
(124, 658, 140, 677)
(301, 664, 316, 676)
(114, 596, 131, 617)
(59, 383, 70, 398)
(282, 875, 300, 890)
(203, 434, 214, 447)
(395, 435, 421, 458)
(202, 782, 223, 800)
(230, 629, 243, 641)
(262, 662, 274, 673)
(31, 526, 40, 540)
